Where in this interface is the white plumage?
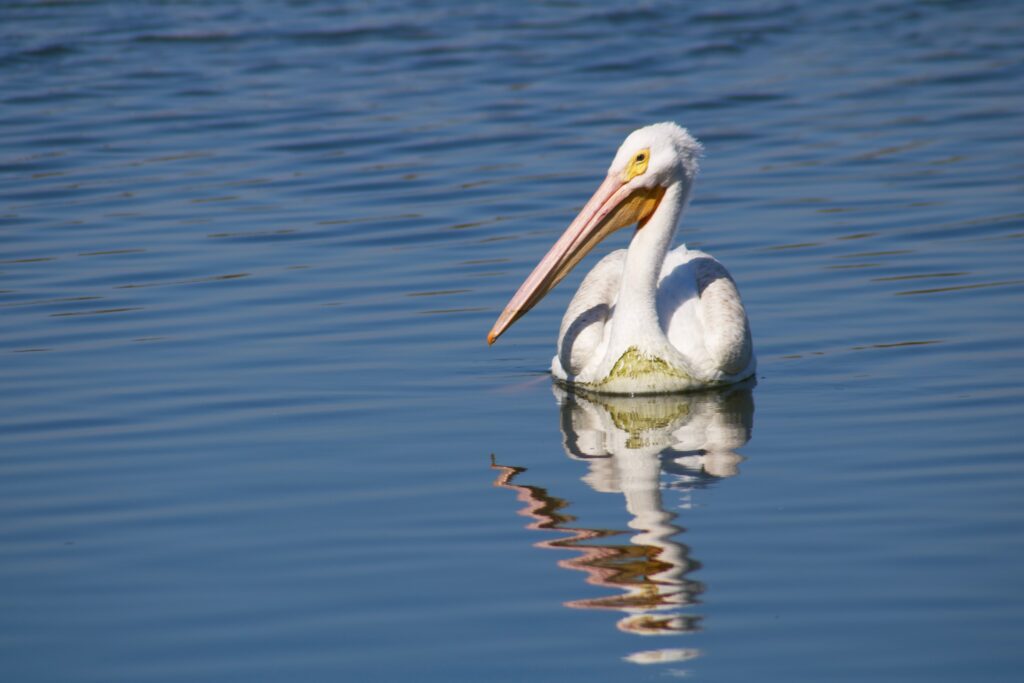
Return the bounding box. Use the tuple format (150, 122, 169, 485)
(489, 122, 755, 394)
(554, 246, 753, 393)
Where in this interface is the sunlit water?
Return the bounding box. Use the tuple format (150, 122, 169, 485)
(3, 1, 1024, 681)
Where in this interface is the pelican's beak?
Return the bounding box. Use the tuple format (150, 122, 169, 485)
(487, 175, 665, 345)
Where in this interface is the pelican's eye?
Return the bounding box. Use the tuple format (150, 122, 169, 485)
(624, 147, 651, 181)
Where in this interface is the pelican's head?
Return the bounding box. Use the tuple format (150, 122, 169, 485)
(607, 122, 702, 192)
(487, 122, 702, 345)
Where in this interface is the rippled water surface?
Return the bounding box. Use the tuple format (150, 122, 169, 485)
(3, 1, 1024, 681)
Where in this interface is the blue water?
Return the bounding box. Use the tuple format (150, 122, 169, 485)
(3, 1, 1024, 681)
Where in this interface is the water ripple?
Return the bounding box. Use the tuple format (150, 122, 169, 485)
(2, 1, 1024, 681)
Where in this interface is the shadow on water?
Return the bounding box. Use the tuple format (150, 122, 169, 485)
(491, 381, 755, 666)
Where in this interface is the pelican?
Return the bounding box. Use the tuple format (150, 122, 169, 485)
(488, 122, 755, 394)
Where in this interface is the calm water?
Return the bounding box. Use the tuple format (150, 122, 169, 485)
(3, 1, 1024, 680)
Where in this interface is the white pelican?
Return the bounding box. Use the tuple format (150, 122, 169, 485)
(488, 122, 755, 394)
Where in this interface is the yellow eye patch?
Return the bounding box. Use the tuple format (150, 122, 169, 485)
(623, 148, 650, 182)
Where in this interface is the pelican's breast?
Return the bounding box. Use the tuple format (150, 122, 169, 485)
(553, 250, 699, 393)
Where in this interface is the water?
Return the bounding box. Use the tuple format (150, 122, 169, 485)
(2, 1, 1023, 680)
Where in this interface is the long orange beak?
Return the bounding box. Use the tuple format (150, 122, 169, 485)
(487, 175, 665, 345)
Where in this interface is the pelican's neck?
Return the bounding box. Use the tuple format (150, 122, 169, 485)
(612, 180, 688, 346)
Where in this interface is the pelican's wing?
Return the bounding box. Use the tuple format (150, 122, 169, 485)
(691, 254, 752, 375)
(659, 249, 752, 377)
(556, 249, 626, 377)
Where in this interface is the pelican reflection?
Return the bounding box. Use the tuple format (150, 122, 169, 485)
(492, 383, 754, 665)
